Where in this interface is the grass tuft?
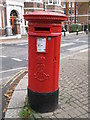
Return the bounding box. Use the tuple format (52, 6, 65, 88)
(19, 97, 36, 119)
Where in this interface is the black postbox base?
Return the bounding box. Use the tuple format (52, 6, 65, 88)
(28, 88, 59, 113)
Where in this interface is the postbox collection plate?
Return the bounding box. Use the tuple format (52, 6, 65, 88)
(37, 37, 46, 52)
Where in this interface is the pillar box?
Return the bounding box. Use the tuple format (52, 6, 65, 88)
(24, 11, 67, 113)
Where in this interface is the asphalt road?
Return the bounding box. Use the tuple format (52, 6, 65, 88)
(0, 33, 88, 118)
(1, 33, 88, 74)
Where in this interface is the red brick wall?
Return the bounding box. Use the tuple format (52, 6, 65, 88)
(77, 16, 88, 25)
(24, 2, 43, 14)
(46, 4, 63, 12)
(77, 2, 89, 25)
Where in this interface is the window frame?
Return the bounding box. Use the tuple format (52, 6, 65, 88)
(48, 0, 53, 5)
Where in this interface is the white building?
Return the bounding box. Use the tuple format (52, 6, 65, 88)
(1, 0, 26, 37)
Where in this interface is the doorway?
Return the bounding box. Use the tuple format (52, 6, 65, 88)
(10, 10, 18, 35)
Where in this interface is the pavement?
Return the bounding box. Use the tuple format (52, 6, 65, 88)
(61, 31, 85, 36)
(0, 34, 22, 40)
(0, 31, 85, 42)
(5, 50, 88, 119)
(0, 35, 28, 44)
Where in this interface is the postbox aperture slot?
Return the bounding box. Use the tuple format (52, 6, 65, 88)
(35, 27, 50, 32)
(37, 37, 46, 52)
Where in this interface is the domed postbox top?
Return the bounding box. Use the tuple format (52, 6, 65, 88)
(24, 11, 67, 23)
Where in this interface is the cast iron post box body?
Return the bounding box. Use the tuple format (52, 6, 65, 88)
(24, 11, 67, 112)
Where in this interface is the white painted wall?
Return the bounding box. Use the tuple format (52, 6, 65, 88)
(6, 0, 26, 35)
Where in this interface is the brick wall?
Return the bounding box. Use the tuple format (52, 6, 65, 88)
(77, 2, 88, 25)
(77, 16, 88, 25)
(46, 4, 63, 13)
(24, 2, 63, 14)
(24, 2, 43, 14)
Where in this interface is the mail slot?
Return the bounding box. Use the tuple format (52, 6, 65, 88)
(24, 11, 67, 112)
(35, 27, 50, 31)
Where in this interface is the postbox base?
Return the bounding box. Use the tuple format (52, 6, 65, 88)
(28, 88, 59, 113)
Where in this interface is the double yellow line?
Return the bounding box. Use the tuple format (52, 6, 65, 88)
(2, 69, 28, 88)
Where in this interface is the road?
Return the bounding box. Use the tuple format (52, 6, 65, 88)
(0, 33, 88, 118)
(61, 33, 88, 58)
(1, 33, 88, 74)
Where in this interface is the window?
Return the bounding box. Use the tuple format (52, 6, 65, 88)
(57, 0, 59, 5)
(55, 0, 60, 5)
(76, 9, 78, 15)
(76, 2, 78, 7)
(69, 2, 71, 8)
(48, 0, 53, 4)
(63, 3, 66, 8)
(72, 2, 74, 7)
(64, 10, 66, 14)
(37, 0, 42, 2)
(72, 9, 74, 14)
(89, 11, 90, 15)
(89, 16, 90, 21)
(68, 17, 71, 22)
(75, 17, 77, 20)
(69, 9, 71, 15)
(72, 17, 74, 22)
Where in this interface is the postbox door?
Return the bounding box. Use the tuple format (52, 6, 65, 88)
(28, 36, 60, 93)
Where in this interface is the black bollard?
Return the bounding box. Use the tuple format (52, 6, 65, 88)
(86, 29, 88, 34)
(64, 31, 65, 36)
(76, 29, 78, 35)
(63, 28, 66, 37)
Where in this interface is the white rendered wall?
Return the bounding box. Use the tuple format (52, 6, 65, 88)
(5, 0, 26, 35)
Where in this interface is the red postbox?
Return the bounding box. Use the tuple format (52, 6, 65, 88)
(24, 11, 67, 112)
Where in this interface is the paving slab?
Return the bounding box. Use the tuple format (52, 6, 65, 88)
(8, 90, 27, 109)
(6, 75, 28, 111)
(5, 108, 21, 118)
(15, 75, 28, 91)
(5, 51, 88, 119)
(0, 83, 2, 119)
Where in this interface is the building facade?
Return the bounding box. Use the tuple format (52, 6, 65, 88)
(24, 0, 64, 27)
(77, 2, 89, 30)
(24, 0, 63, 13)
(62, 2, 89, 31)
(62, 2, 77, 25)
(0, 0, 5, 36)
(0, 0, 26, 37)
(24, 1, 89, 31)
(0, 1, 89, 37)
